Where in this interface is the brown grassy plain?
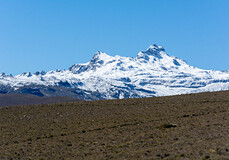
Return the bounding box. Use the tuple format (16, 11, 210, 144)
(0, 91, 229, 159)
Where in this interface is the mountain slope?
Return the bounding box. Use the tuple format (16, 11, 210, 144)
(0, 44, 229, 100)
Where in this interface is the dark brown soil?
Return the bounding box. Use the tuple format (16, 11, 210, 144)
(1, 91, 229, 159)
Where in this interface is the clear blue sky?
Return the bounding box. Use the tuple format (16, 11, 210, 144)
(0, 0, 229, 75)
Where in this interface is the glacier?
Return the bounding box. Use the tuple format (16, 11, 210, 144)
(0, 44, 229, 100)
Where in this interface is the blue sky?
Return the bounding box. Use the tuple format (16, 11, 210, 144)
(0, 0, 229, 75)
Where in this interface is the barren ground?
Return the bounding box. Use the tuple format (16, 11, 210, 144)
(1, 91, 229, 159)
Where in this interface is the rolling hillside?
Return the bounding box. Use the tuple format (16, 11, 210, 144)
(0, 90, 229, 159)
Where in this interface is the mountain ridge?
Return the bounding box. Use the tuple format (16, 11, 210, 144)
(0, 44, 229, 100)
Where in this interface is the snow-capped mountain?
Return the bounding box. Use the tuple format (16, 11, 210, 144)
(1, 44, 229, 100)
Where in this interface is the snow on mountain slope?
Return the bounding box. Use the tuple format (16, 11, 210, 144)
(0, 44, 229, 100)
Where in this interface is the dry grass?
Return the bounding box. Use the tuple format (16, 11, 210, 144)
(0, 91, 229, 159)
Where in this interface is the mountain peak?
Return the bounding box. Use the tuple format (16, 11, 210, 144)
(90, 51, 112, 64)
(19, 72, 32, 77)
(146, 44, 165, 56)
(0, 72, 13, 78)
(93, 51, 108, 56)
(148, 44, 165, 51)
(34, 70, 47, 76)
(137, 44, 167, 59)
(0, 72, 5, 77)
